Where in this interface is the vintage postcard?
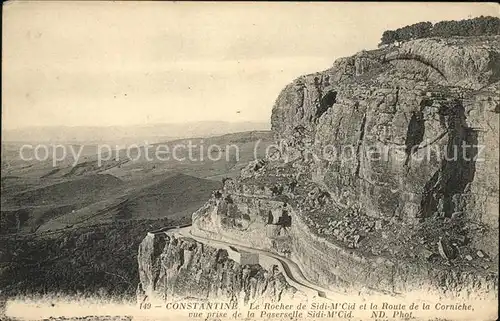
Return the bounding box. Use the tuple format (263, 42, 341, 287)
(1, 2, 499, 321)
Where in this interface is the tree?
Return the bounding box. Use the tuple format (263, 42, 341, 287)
(380, 30, 398, 45)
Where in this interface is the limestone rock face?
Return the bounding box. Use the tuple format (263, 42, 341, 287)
(270, 36, 499, 258)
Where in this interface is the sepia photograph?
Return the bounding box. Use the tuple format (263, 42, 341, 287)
(1, 2, 499, 320)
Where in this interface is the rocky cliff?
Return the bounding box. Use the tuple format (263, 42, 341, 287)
(269, 36, 499, 267)
(138, 35, 499, 302)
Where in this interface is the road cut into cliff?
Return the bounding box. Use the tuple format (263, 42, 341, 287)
(169, 225, 339, 301)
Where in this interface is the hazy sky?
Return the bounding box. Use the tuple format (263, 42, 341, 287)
(2, 2, 497, 130)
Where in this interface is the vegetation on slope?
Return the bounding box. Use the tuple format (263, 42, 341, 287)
(380, 16, 500, 46)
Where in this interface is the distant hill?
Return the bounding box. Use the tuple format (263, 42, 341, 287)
(113, 173, 221, 221)
(34, 173, 221, 233)
(1, 121, 271, 145)
(2, 130, 275, 181)
(1, 130, 274, 234)
(1, 174, 124, 234)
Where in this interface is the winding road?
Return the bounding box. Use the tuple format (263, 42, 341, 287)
(165, 225, 346, 301)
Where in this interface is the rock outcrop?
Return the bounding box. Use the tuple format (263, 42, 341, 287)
(138, 35, 499, 302)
